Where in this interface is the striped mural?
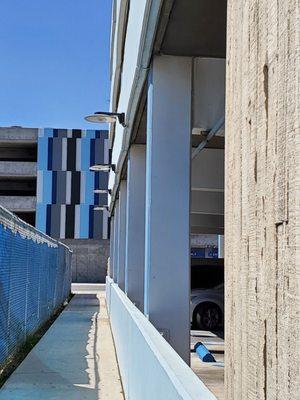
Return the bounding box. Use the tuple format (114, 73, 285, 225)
(36, 128, 109, 239)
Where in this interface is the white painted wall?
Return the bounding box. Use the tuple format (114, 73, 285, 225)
(110, 0, 148, 169)
(106, 278, 217, 400)
(144, 55, 191, 364)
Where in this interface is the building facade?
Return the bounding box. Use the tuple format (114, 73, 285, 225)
(36, 128, 109, 240)
(104, 1, 299, 399)
(0, 126, 110, 283)
(0, 127, 38, 226)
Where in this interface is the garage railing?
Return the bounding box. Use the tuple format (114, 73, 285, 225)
(106, 277, 217, 400)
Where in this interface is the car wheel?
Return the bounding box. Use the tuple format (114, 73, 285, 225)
(194, 303, 222, 330)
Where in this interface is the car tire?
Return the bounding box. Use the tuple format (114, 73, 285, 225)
(194, 303, 222, 331)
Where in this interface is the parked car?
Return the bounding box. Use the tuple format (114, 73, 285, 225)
(190, 284, 224, 330)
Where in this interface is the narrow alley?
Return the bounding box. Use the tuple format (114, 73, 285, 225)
(0, 285, 123, 400)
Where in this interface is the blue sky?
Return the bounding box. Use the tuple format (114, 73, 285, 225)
(0, 0, 111, 129)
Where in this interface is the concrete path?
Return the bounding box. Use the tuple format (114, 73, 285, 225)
(0, 284, 124, 400)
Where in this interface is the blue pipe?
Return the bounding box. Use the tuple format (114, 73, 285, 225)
(194, 342, 216, 362)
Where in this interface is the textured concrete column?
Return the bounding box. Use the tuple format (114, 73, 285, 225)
(109, 216, 115, 278)
(116, 180, 127, 290)
(125, 145, 146, 310)
(145, 55, 192, 364)
(225, 1, 300, 398)
(112, 200, 119, 282)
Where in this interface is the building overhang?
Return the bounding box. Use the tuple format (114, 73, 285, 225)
(161, 0, 227, 58)
(109, 0, 227, 214)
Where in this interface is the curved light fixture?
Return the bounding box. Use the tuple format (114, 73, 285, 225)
(94, 189, 112, 195)
(90, 164, 115, 173)
(84, 111, 126, 127)
(94, 206, 109, 212)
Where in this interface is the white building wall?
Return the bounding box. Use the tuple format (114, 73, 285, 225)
(110, 0, 148, 174)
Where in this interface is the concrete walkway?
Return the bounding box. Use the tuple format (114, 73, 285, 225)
(0, 284, 124, 400)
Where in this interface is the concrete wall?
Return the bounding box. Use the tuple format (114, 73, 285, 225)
(110, 0, 148, 172)
(106, 278, 217, 400)
(225, 1, 300, 399)
(0, 161, 37, 177)
(0, 196, 36, 212)
(0, 127, 38, 143)
(108, 0, 163, 201)
(193, 58, 225, 131)
(62, 239, 109, 283)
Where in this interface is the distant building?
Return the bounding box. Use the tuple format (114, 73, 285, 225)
(0, 126, 109, 283)
(36, 128, 109, 240)
(0, 127, 38, 226)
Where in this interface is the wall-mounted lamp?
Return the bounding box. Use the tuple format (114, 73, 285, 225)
(94, 206, 109, 212)
(90, 164, 115, 173)
(94, 189, 112, 195)
(84, 111, 126, 127)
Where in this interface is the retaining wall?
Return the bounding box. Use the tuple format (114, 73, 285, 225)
(62, 239, 109, 283)
(106, 277, 217, 400)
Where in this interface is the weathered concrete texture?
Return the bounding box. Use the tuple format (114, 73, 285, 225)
(225, 1, 300, 399)
(0, 288, 124, 400)
(0, 196, 36, 212)
(0, 127, 38, 143)
(0, 161, 37, 177)
(62, 239, 110, 283)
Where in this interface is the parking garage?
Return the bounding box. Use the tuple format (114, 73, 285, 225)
(100, 1, 228, 398)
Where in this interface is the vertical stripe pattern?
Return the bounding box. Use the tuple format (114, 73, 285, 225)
(36, 129, 109, 239)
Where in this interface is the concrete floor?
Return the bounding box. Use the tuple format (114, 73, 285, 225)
(191, 330, 224, 400)
(0, 285, 124, 400)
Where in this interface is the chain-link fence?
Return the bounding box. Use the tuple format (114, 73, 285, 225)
(0, 206, 72, 366)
